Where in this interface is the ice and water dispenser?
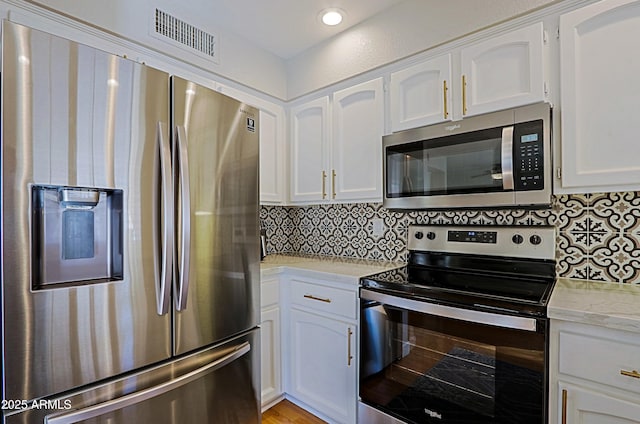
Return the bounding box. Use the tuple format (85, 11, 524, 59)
(31, 185, 124, 289)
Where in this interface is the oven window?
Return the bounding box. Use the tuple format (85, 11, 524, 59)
(360, 300, 546, 424)
(386, 127, 505, 198)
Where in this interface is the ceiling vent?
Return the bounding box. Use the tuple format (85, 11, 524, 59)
(152, 9, 219, 63)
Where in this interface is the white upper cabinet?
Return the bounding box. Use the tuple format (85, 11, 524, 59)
(559, 0, 640, 192)
(290, 78, 384, 205)
(215, 84, 287, 204)
(388, 23, 547, 132)
(390, 54, 452, 131)
(460, 22, 546, 117)
(332, 78, 384, 202)
(290, 96, 330, 203)
(258, 104, 287, 204)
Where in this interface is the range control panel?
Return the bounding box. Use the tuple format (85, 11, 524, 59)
(408, 225, 555, 260)
(447, 230, 497, 244)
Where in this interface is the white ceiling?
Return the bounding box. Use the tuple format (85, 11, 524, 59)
(202, 0, 407, 59)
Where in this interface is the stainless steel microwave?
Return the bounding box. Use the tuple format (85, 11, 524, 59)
(383, 102, 552, 209)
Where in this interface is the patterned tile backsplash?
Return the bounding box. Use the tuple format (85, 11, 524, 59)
(260, 192, 640, 284)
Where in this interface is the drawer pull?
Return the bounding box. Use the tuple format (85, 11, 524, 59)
(621, 369, 640, 379)
(304, 294, 332, 303)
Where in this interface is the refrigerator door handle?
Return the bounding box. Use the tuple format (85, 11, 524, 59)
(175, 125, 191, 311)
(157, 122, 173, 315)
(44, 342, 251, 424)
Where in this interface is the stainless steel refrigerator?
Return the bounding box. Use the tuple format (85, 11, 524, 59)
(1, 20, 260, 423)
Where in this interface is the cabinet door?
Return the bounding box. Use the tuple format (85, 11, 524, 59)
(289, 308, 356, 424)
(259, 105, 286, 204)
(214, 84, 287, 204)
(260, 306, 282, 407)
(390, 54, 452, 131)
(332, 78, 384, 202)
(559, 0, 640, 191)
(460, 22, 545, 117)
(558, 383, 640, 424)
(290, 97, 330, 203)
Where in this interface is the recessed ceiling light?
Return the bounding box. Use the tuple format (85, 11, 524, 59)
(320, 9, 344, 26)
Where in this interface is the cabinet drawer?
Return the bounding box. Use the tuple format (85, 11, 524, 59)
(290, 279, 357, 320)
(559, 330, 640, 394)
(261, 279, 280, 309)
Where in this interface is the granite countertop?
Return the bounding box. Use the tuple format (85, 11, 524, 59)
(260, 253, 403, 284)
(548, 278, 640, 334)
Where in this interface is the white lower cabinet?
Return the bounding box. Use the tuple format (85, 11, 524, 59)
(558, 383, 640, 424)
(550, 320, 640, 424)
(260, 277, 283, 409)
(261, 270, 359, 422)
(288, 309, 356, 424)
(260, 307, 282, 408)
(284, 275, 358, 424)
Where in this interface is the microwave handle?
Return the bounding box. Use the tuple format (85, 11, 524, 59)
(501, 126, 515, 190)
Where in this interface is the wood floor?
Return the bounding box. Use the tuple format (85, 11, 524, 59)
(262, 400, 327, 424)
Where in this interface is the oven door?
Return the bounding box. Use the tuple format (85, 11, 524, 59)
(359, 289, 547, 424)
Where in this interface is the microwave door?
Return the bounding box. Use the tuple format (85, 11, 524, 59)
(501, 126, 515, 190)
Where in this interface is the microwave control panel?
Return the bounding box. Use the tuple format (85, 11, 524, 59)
(513, 120, 544, 191)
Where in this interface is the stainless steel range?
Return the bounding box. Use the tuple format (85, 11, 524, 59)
(359, 225, 556, 424)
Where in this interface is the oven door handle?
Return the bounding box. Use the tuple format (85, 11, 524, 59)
(360, 289, 538, 332)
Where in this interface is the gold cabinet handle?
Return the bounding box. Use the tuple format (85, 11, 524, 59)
(462, 75, 468, 115)
(621, 369, 640, 379)
(321, 170, 327, 199)
(332, 169, 337, 199)
(303, 294, 331, 303)
(443, 80, 449, 119)
(347, 327, 354, 366)
(561, 389, 567, 424)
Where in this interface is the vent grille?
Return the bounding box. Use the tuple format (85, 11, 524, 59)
(154, 9, 218, 62)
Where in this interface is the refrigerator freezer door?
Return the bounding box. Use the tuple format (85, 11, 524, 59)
(1, 21, 172, 401)
(4, 331, 260, 424)
(171, 77, 260, 355)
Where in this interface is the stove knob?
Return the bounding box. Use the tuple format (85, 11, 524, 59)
(415, 231, 424, 240)
(530, 234, 542, 245)
(512, 234, 524, 245)
(426, 231, 436, 240)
